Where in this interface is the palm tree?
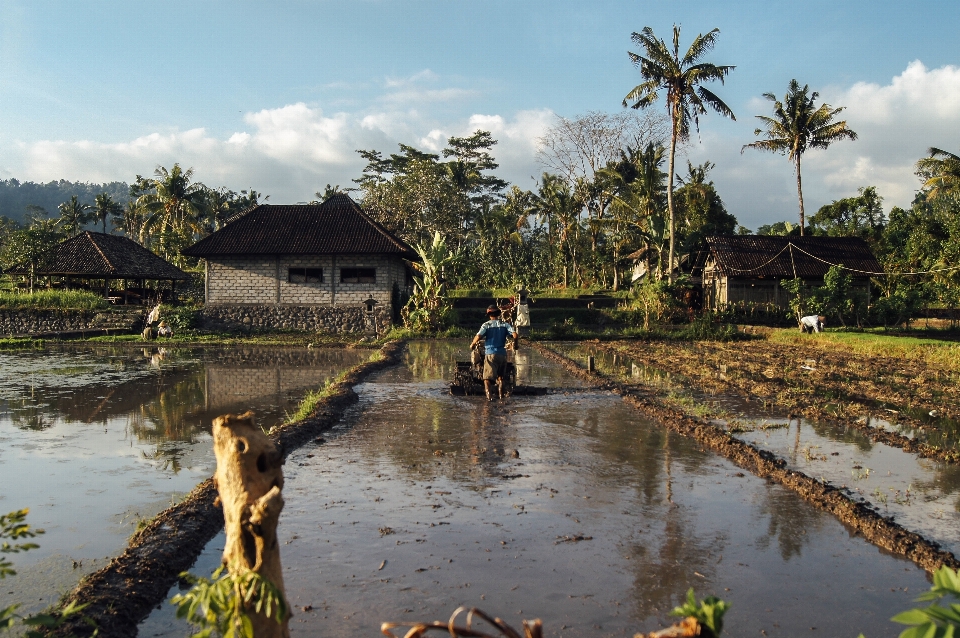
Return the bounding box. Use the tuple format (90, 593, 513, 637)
(137, 164, 208, 258)
(533, 173, 582, 288)
(916, 147, 960, 200)
(742, 80, 857, 235)
(57, 196, 92, 237)
(623, 25, 735, 281)
(92, 193, 123, 234)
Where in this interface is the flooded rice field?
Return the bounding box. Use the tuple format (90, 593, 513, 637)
(141, 340, 932, 638)
(556, 342, 960, 557)
(0, 344, 368, 617)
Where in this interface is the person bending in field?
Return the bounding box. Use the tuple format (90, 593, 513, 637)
(470, 305, 519, 401)
(800, 315, 826, 333)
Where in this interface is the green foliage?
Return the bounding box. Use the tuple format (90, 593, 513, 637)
(810, 186, 885, 247)
(670, 588, 730, 637)
(0, 289, 107, 310)
(891, 566, 960, 638)
(171, 566, 289, 638)
(0, 509, 43, 580)
(403, 231, 461, 332)
(161, 303, 203, 331)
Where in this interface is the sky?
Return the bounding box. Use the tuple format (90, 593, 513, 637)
(1, 0, 959, 230)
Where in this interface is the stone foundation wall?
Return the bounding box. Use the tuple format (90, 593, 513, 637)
(0, 309, 141, 336)
(201, 304, 392, 334)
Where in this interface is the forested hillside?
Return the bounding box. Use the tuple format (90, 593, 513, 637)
(0, 179, 129, 224)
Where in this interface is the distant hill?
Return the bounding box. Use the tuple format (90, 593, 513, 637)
(0, 179, 129, 225)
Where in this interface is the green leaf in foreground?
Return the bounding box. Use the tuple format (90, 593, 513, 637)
(670, 588, 730, 637)
(891, 565, 960, 638)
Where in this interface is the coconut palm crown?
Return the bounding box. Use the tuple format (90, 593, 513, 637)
(742, 79, 857, 235)
(623, 25, 735, 281)
(916, 147, 960, 201)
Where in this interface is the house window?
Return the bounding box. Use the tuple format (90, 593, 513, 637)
(340, 267, 376, 284)
(288, 268, 324, 283)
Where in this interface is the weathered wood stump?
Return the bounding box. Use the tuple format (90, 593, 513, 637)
(212, 411, 290, 638)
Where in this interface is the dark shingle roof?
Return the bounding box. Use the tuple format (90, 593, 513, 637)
(706, 235, 883, 278)
(182, 194, 416, 258)
(5, 232, 189, 280)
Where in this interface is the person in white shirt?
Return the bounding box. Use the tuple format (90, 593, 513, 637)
(800, 315, 826, 333)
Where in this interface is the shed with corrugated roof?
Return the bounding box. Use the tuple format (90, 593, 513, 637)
(700, 235, 883, 309)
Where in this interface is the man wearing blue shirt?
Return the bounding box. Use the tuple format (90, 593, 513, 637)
(470, 305, 519, 400)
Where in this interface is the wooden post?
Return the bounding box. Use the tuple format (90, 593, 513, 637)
(587, 355, 595, 372)
(212, 411, 290, 638)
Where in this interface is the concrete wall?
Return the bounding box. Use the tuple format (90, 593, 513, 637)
(206, 253, 408, 308)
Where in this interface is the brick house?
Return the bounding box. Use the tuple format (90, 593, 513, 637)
(699, 235, 883, 309)
(182, 194, 415, 333)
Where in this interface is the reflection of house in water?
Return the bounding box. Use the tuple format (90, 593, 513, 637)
(203, 349, 368, 412)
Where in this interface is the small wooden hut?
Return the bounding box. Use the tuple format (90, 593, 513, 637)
(699, 235, 883, 309)
(4, 231, 189, 304)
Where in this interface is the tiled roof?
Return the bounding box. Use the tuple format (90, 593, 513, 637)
(705, 235, 883, 278)
(5, 232, 189, 280)
(182, 194, 416, 258)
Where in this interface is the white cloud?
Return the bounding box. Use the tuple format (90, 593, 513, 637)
(8, 101, 554, 203)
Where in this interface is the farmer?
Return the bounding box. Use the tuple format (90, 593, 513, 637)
(514, 285, 531, 336)
(800, 314, 826, 333)
(470, 305, 519, 401)
(157, 321, 174, 337)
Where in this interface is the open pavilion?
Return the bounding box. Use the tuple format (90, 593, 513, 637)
(4, 231, 189, 304)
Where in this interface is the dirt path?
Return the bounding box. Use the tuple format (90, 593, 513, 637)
(50, 341, 407, 638)
(532, 341, 960, 574)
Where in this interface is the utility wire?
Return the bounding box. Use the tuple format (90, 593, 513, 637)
(714, 240, 960, 277)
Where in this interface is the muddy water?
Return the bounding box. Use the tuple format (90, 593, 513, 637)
(0, 345, 368, 618)
(143, 341, 930, 638)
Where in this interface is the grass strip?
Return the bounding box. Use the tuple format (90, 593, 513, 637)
(768, 329, 960, 374)
(50, 339, 407, 638)
(533, 341, 959, 574)
(0, 290, 108, 310)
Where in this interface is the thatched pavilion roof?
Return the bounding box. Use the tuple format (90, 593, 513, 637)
(5, 232, 188, 280)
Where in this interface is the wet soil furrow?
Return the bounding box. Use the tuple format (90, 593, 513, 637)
(600, 338, 959, 448)
(588, 341, 960, 466)
(533, 341, 960, 574)
(50, 340, 407, 638)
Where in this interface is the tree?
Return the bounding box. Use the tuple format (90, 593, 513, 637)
(57, 196, 92, 237)
(92, 193, 123, 234)
(136, 164, 209, 261)
(742, 79, 858, 235)
(599, 142, 668, 285)
(916, 147, 960, 201)
(4, 213, 64, 291)
(809, 186, 885, 247)
(674, 160, 737, 252)
(624, 25, 736, 281)
(532, 173, 583, 287)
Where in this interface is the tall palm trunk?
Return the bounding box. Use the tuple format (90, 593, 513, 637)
(667, 115, 678, 283)
(795, 155, 805, 236)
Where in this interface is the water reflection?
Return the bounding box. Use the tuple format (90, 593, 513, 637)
(0, 344, 369, 621)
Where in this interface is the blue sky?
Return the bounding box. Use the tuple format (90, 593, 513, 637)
(1, 0, 959, 229)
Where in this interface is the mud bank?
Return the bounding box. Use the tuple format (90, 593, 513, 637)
(49, 340, 407, 638)
(532, 342, 960, 574)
